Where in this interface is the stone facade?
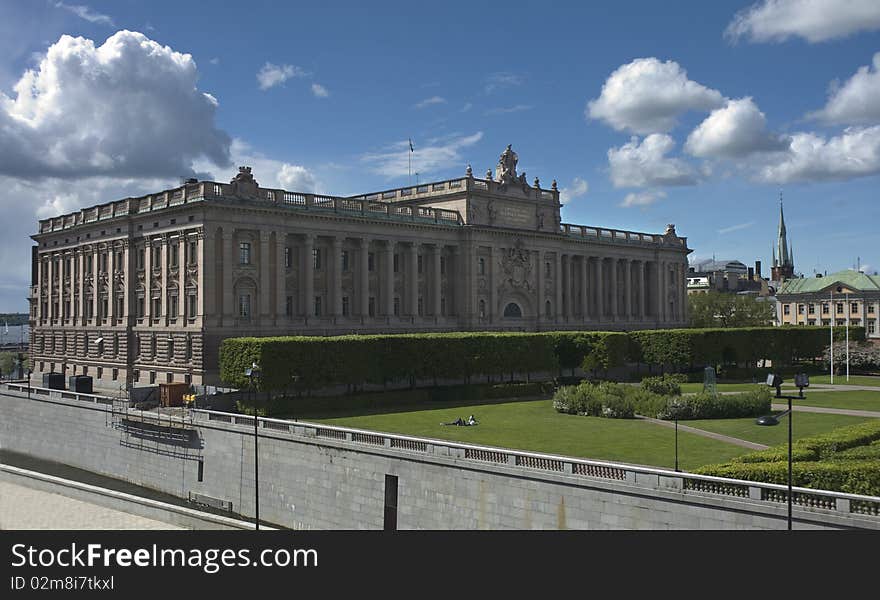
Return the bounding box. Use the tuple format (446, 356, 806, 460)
(29, 148, 691, 388)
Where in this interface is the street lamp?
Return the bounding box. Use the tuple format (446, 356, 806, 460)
(668, 398, 684, 472)
(829, 287, 835, 384)
(245, 361, 261, 530)
(758, 372, 809, 530)
(844, 288, 850, 382)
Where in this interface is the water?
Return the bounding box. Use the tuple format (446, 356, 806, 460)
(0, 324, 29, 348)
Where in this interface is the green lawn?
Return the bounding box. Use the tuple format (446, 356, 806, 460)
(303, 398, 749, 471)
(785, 390, 880, 412)
(807, 375, 880, 387)
(685, 412, 875, 447)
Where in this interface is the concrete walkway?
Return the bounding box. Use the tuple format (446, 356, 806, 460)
(771, 403, 880, 419)
(635, 415, 769, 450)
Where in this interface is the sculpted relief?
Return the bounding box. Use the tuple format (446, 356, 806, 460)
(500, 240, 533, 293)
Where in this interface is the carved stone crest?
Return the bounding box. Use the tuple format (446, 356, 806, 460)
(501, 240, 532, 291)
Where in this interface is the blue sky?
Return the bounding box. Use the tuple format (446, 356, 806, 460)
(1, 0, 880, 311)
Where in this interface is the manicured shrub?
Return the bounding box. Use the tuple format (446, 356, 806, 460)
(551, 381, 634, 419)
(641, 373, 687, 396)
(733, 419, 880, 463)
(694, 461, 880, 496)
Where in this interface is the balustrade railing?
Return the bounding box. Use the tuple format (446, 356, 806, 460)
(3, 382, 880, 525)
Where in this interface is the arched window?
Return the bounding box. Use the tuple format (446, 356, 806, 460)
(503, 302, 522, 318)
(545, 300, 552, 318)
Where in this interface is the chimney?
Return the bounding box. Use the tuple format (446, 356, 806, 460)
(755, 260, 762, 279)
(748, 267, 754, 280)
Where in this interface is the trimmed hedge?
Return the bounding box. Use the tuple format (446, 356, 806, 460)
(694, 461, 880, 496)
(731, 420, 880, 464)
(219, 326, 856, 392)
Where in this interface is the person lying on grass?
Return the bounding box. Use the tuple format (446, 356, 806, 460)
(442, 415, 478, 426)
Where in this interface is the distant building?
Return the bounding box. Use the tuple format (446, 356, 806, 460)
(776, 270, 880, 339)
(770, 199, 794, 282)
(687, 258, 769, 296)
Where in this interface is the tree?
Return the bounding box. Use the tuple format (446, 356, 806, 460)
(0, 352, 15, 377)
(688, 291, 774, 328)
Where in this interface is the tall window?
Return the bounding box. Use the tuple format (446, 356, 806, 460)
(186, 337, 193, 360)
(545, 300, 552, 318)
(170, 244, 179, 267)
(169, 295, 178, 318)
(342, 250, 350, 272)
(100, 253, 108, 272)
(187, 294, 196, 318)
(393, 297, 400, 316)
(440, 256, 446, 275)
(368, 253, 375, 272)
(342, 296, 350, 316)
(869, 304, 876, 314)
(314, 296, 322, 316)
(822, 302, 829, 314)
(153, 246, 161, 265)
(836, 302, 844, 314)
(783, 305, 790, 315)
(189, 241, 197, 265)
(239, 242, 251, 265)
(478, 299, 486, 318)
(417, 296, 423, 316)
(285, 296, 293, 316)
(137, 297, 145, 318)
(417, 255, 423, 274)
(545, 262, 551, 278)
(368, 297, 376, 317)
(152, 297, 161, 316)
(284, 247, 291, 269)
(479, 258, 485, 275)
(116, 296, 124, 317)
(313, 248, 322, 270)
(441, 297, 446, 316)
(168, 336, 174, 360)
(239, 294, 251, 317)
(851, 302, 859, 313)
(137, 248, 145, 270)
(393, 253, 399, 273)
(808, 304, 815, 315)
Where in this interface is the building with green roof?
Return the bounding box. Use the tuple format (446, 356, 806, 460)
(776, 270, 880, 338)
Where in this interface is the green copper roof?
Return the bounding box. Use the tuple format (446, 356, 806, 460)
(778, 270, 880, 295)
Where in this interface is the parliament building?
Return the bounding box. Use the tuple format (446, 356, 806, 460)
(29, 146, 691, 388)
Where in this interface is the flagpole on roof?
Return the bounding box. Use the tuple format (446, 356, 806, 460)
(408, 138, 414, 187)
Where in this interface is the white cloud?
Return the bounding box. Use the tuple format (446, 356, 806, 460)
(484, 105, 532, 116)
(758, 126, 880, 183)
(414, 96, 446, 109)
(718, 221, 756, 234)
(608, 134, 699, 188)
(311, 83, 329, 98)
(54, 2, 114, 26)
(277, 164, 317, 191)
(0, 30, 231, 180)
(559, 177, 589, 205)
(725, 0, 880, 43)
(361, 132, 483, 179)
(212, 139, 318, 192)
(685, 97, 790, 158)
(810, 52, 880, 125)
(620, 190, 666, 208)
(587, 58, 724, 134)
(484, 72, 524, 94)
(256, 62, 305, 90)
(209, 57, 220, 65)
(461, 102, 473, 112)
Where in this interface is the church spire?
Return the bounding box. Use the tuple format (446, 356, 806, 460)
(777, 193, 791, 268)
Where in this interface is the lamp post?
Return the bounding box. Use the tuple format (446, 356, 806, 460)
(245, 361, 261, 530)
(761, 373, 808, 530)
(844, 290, 850, 382)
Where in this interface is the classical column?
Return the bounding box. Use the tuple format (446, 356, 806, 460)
(432, 244, 442, 317)
(178, 236, 186, 324)
(384, 240, 395, 317)
(144, 240, 153, 322)
(407, 242, 418, 316)
(655, 260, 664, 321)
(108, 246, 117, 324)
(222, 231, 234, 323)
(275, 231, 286, 324)
(562, 254, 571, 321)
(624, 259, 632, 321)
(260, 230, 271, 320)
(92, 249, 99, 322)
(196, 232, 205, 326)
(635, 261, 644, 321)
(360, 238, 370, 318)
(609, 258, 618, 321)
(122, 241, 130, 322)
(595, 257, 603, 321)
(487, 246, 495, 322)
(330, 236, 343, 318)
(452, 245, 463, 318)
(580, 255, 588, 321)
(536, 251, 545, 325)
(302, 234, 314, 318)
(47, 253, 54, 322)
(555, 252, 562, 323)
